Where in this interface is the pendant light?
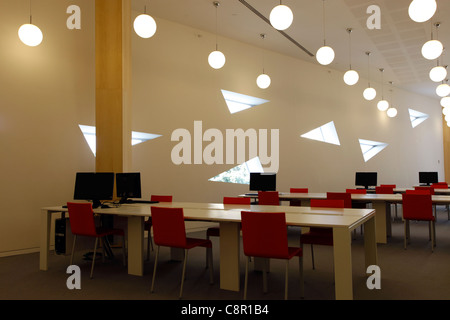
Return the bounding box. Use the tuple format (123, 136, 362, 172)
(441, 96, 450, 108)
(133, 2, 157, 39)
(343, 28, 359, 86)
(316, 0, 335, 66)
(269, 1, 293, 31)
(377, 69, 389, 111)
(422, 22, 443, 60)
(386, 82, 398, 118)
(208, 1, 226, 69)
(256, 34, 271, 89)
(430, 64, 447, 82)
(18, 0, 43, 47)
(408, 0, 437, 23)
(437, 81, 450, 97)
(363, 52, 376, 101)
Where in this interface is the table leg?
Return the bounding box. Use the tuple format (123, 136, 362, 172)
(363, 217, 378, 268)
(40, 209, 52, 271)
(371, 201, 387, 244)
(219, 221, 240, 291)
(127, 216, 144, 276)
(332, 227, 353, 300)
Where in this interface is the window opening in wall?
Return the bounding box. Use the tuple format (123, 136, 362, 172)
(221, 89, 269, 114)
(209, 157, 264, 184)
(408, 109, 429, 128)
(300, 121, 340, 145)
(79, 125, 161, 156)
(359, 139, 388, 162)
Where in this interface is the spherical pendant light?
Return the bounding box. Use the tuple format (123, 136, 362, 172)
(18, 23, 43, 46)
(422, 39, 443, 60)
(442, 106, 450, 116)
(429, 66, 447, 82)
(208, 50, 226, 69)
(363, 87, 377, 101)
(257, 74, 271, 89)
(387, 107, 398, 118)
(316, 46, 335, 65)
(269, 4, 293, 31)
(408, 0, 437, 23)
(436, 83, 450, 97)
(133, 14, 157, 38)
(377, 100, 389, 111)
(441, 96, 450, 108)
(343, 70, 359, 86)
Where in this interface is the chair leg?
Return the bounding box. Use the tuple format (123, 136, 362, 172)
(122, 235, 127, 266)
(262, 259, 268, 294)
(146, 233, 151, 261)
(244, 256, 250, 300)
(299, 256, 304, 299)
(70, 235, 77, 265)
(90, 237, 99, 279)
(179, 249, 188, 299)
(431, 220, 436, 252)
(151, 246, 160, 293)
(208, 247, 214, 285)
(404, 220, 410, 250)
(284, 260, 289, 300)
(310, 244, 315, 270)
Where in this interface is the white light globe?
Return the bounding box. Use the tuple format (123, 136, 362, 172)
(445, 114, 450, 122)
(447, 121, 450, 127)
(269, 5, 293, 30)
(429, 66, 447, 82)
(316, 46, 335, 65)
(442, 107, 450, 116)
(208, 50, 226, 69)
(387, 107, 398, 118)
(256, 73, 271, 89)
(343, 70, 359, 86)
(18, 23, 43, 46)
(133, 14, 157, 38)
(408, 0, 437, 23)
(377, 100, 389, 111)
(441, 96, 450, 108)
(422, 39, 443, 60)
(436, 83, 450, 97)
(363, 87, 377, 100)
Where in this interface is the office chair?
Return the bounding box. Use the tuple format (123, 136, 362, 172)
(145, 195, 173, 260)
(289, 188, 308, 206)
(258, 191, 280, 205)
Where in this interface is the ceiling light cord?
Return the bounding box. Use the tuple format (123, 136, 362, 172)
(322, 0, 326, 46)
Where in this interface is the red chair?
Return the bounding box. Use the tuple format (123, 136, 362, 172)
(301, 199, 345, 269)
(345, 188, 367, 194)
(376, 185, 398, 218)
(290, 188, 308, 206)
(414, 186, 435, 194)
(150, 206, 214, 299)
(240, 211, 304, 300)
(406, 189, 430, 195)
(67, 202, 126, 279)
(402, 194, 436, 252)
(145, 195, 173, 259)
(432, 183, 450, 219)
(258, 191, 280, 205)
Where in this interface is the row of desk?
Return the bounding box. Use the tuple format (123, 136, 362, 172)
(40, 201, 377, 300)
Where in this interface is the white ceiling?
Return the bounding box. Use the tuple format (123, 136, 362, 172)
(131, 0, 450, 100)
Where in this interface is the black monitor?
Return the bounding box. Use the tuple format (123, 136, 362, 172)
(249, 172, 276, 191)
(116, 172, 142, 203)
(73, 172, 114, 208)
(355, 172, 377, 189)
(419, 172, 438, 186)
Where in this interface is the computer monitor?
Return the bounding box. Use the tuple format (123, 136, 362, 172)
(73, 172, 114, 208)
(419, 172, 438, 186)
(249, 172, 276, 191)
(355, 172, 377, 189)
(116, 172, 142, 203)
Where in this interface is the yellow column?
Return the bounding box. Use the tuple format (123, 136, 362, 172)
(443, 118, 450, 182)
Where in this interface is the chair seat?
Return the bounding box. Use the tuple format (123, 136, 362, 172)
(301, 228, 333, 246)
(185, 238, 212, 249)
(206, 227, 220, 237)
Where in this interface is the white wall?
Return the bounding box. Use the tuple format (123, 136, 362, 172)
(0, 1, 444, 255)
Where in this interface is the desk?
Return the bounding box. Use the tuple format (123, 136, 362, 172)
(41, 202, 376, 300)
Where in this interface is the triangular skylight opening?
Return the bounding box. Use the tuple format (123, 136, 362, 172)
(408, 108, 429, 128)
(301, 121, 340, 145)
(221, 89, 269, 114)
(79, 125, 162, 156)
(208, 157, 264, 184)
(359, 139, 388, 162)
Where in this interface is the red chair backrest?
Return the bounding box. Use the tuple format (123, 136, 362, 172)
(432, 182, 448, 189)
(375, 186, 394, 194)
(151, 206, 186, 248)
(241, 211, 289, 259)
(406, 189, 430, 195)
(310, 199, 345, 208)
(380, 184, 396, 188)
(151, 195, 173, 202)
(67, 202, 97, 237)
(290, 188, 309, 193)
(258, 191, 280, 205)
(414, 186, 434, 195)
(402, 194, 433, 220)
(326, 192, 352, 208)
(346, 189, 367, 194)
(223, 197, 251, 205)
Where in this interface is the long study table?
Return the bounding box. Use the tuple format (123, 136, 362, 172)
(41, 201, 377, 300)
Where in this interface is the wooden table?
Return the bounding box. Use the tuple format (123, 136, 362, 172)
(41, 201, 377, 300)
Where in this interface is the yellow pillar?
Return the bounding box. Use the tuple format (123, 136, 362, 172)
(443, 118, 450, 182)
